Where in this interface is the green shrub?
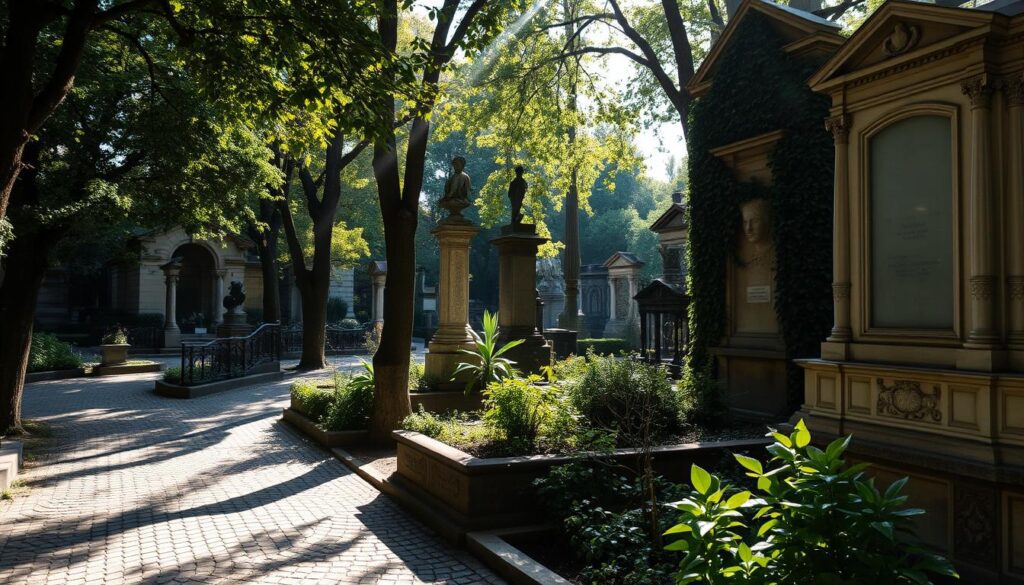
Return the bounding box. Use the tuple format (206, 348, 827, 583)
(291, 372, 372, 432)
(408, 358, 425, 391)
(401, 405, 490, 449)
(548, 354, 589, 383)
(164, 365, 216, 384)
(339, 318, 360, 329)
(568, 353, 680, 446)
(576, 338, 632, 355)
(327, 298, 349, 323)
(290, 380, 335, 421)
(679, 364, 730, 428)
(482, 376, 555, 454)
(163, 367, 181, 383)
(322, 377, 373, 431)
(664, 420, 958, 584)
(28, 333, 83, 372)
(100, 326, 128, 345)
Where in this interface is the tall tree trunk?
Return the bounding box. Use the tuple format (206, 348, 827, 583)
(252, 197, 282, 323)
(0, 228, 51, 435)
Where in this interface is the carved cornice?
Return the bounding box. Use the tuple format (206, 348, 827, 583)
(825, 115, 851, 144)
(846, 37, 984, 90)
(961, 75, 995, 109)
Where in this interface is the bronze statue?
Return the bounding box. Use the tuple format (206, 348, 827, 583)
(507, 165, 527, 226)
(440, 156, 472, 218)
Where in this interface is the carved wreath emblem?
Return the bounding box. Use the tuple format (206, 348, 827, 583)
(882, 22, 920, 57)
(876, 378, 941, 423)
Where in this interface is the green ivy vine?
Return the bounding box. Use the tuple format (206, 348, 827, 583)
(685, 11, 834, 410)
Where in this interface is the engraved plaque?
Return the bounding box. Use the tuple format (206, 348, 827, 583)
(746, 285, 771, 304)
(870, 115, 953, 329)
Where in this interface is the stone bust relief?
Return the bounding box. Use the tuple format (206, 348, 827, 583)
(739, 198, 774, 269)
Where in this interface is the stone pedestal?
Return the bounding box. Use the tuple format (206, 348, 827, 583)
(425, 219, 481, 390)
(491, 225, 553, 373)
(217, 308, 253, 338)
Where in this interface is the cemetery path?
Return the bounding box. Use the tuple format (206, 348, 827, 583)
(0, 372, 502, 585)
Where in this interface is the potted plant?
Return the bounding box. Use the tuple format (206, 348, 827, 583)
(100, 325, 130, 366)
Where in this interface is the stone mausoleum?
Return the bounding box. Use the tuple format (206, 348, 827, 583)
(36, 226, 354, 340)
(798, 0, 1024, 581)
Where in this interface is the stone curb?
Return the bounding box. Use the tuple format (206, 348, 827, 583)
(466, 527, 569, 585)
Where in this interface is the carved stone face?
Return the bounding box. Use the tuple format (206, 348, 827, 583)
(741, 199, 769, 244)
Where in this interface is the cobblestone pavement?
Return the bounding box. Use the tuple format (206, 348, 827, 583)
(0, 371, 502, 585)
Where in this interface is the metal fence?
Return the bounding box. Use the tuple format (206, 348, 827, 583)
(281, 325, 366, 355)
(179, 323, 281, 386)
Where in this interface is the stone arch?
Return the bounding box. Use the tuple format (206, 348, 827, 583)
(172, 243, 218, 331)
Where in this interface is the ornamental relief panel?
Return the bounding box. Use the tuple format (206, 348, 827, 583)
(876, 378, 942, 423)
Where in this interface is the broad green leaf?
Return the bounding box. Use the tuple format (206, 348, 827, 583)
(691, 464, 712, 494)
(734, 453, 763, 475)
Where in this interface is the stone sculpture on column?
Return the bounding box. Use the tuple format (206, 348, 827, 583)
(425, 157, 482, 390)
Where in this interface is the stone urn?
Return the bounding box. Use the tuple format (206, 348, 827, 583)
(100, 344, 130, 367)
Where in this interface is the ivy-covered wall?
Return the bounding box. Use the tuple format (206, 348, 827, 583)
(685, 12, 835, 408)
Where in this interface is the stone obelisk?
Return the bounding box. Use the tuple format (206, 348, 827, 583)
(425, 157, 480, 390)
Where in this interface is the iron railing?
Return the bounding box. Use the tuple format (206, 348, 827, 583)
(179, 322, 281, 386)
(281, 325, 366, 355)
(126, 326, 161, 350)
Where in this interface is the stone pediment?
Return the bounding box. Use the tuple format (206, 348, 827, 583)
(603, 251, 645, 270)
(649, 203, 688, 234)
(808, 0, 1003, 93)
(687, 0, 843, 98)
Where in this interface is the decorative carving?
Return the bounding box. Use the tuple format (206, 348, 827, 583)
(970, 275, 996, 300)
(961, 75, 994, 108)
(824, 114, 850, 144)
(881, 22, 920, 57)
(1005, 74, 1024, 107)
(876, 378, 942, 423)
(1009, 276, 1024, 301)
(953, 484, 996, 564)
(832, 282, 851, 300)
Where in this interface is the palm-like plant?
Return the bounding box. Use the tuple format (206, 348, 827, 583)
(452, 310, 524, 394)
(348, 360, 375, 394)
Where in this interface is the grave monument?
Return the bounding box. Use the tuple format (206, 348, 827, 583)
(424, 157, 481, 390)
(797, 1, 1024, 581)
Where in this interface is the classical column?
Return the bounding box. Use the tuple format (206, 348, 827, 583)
(1006, 74, 1024, 346)
(825, 114, 852, 342)
(491, 224, 553, 373)
(962, 75, 998, 347)
(425, 219, 480, 389)
(371, 273, 386, 323)
(214, 269, 227, 325)
(608, 279, 616, 319)
(161, 261, 181, 347)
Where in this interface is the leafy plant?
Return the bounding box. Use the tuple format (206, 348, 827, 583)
(576, 337, 633, 355)
(363, 322, 383, 355)
(339, 318, 361, 329)
(290, 372, 372, 432)
(568, 353, 680, 446)
(101, 325, 129, 345)
(664, 421, 959, 584)
(482, 376, 555, 454)
(28, 333, 83, 373)
(327, 298, 349, 323)
(452, 310, 524, 394)
(349, 360, 375, 395)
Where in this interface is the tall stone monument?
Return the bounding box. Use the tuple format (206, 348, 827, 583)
(490, 166, 552, 372)
(425, 157, 481, 390)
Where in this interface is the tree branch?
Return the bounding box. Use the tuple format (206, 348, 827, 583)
(91, 0, 154, 27)
(27, 0, 95, 132)
(814, 0, 867, 20)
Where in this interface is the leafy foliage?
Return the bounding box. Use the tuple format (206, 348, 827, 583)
(685, 12, 833, 410)
(566, 353, 681, 446)
(453, 310, 524, 394)
(101, 326, 129, 345)
(482, 376, 556, 454)
(327, 298, 350, 324)
(28, 333, 83, 373)
(576, 338, 634, 355)
(664, 421, 958, 584)
(290, 370, 373, 432)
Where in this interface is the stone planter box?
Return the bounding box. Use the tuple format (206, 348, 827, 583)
(392, 430, 769, 536)
(93, 361, 163, 377)
(467, 526, 569, 585)
(0, 440, 23, 491)
(155, 368, 282, 399)
(410, 390, 484, 414)
(281, 407, 369, 447)
(25, 368, 87, 384)
(100, 343, 130, 366)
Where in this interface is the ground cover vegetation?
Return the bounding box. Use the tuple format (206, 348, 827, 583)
(27, 333, 83, 373)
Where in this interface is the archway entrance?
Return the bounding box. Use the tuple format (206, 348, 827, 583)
(173, 244, 216, 332)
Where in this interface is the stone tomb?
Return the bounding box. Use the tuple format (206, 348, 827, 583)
(796, 1, 1024, 581)
(601, 252, 643, 341)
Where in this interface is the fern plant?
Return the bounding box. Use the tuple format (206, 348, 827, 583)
(452, 310, 524, 394)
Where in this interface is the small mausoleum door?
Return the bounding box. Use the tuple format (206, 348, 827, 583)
(173, 243, 215, 332)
